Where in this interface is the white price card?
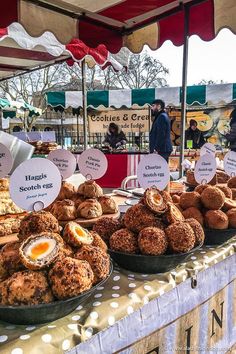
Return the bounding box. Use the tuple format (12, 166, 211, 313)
(224, 151, 236, 177)
(9, 158, 62, 211)
(0, 143, 13, 178)
(137, 154, 170, 190)
(194, 154, 217, 184)
(200, 143, 216, 157)
(78, 149, 108, 180)
(47, 149, 77, 180)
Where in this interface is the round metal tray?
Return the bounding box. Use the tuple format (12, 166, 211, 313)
(0, 263, 113, 325)
(109, 245, 202, 274)
(204, 228, 236, 245)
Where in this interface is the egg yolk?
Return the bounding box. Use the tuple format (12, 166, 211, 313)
(31, 242, 50, 260)
(153, 194, 162, 204)
(75, 227, 86, 238)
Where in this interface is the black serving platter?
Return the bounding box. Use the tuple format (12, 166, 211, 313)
(109, 245, 201, 274)
(0, 263, 113, 325)
(204, 228, 236, 245)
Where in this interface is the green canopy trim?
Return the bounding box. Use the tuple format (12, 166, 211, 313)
(46, 83, 236, 109)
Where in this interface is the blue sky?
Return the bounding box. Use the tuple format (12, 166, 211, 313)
(148, 28, 236, 87)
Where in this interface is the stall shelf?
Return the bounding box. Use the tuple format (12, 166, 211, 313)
(0, 238, 235, 354)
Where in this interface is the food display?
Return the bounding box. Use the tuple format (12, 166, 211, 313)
(18, 211, 60, 241)
(63, 222, 93, 247)
(30, 141, 58, 155)
(0, 210, 111, 309)
(205, 210, 229, 230)
(172, 177, 236, 231)
(49, 257, 94, 300)
(93, 217, 122, 242)
(51, 199, 77, 221)
(78, 199, 103, 219)
(186, 169, 229, 187)
(0, 178, 27, 238)
(138, 227, 168, 255)
(99, 196, 119, 214)
(75, 245, 110, 284)
(1, 270, 54, 306)
(48, 180, 119, 223)
(92, 188, 204, 260)
(165, 222, 195, 253)
(226, 209, 236, 228)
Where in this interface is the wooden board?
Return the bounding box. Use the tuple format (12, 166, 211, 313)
(0, 234, 19, 246)
(59, 211, 120, 228)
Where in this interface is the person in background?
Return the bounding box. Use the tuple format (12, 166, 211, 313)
(185, 119, 205, 149)
(103, 122, 127, 149)
(225, 108, 236, 151)
(149, 99, 173, 162)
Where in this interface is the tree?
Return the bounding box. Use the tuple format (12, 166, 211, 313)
(98, 51, 169, 89)
(0, 51, 169, 130)
(197, 79, 226, 85)
(0, 64, 76, 131)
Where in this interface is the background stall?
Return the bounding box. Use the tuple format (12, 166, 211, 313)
(46, 83, 236, 187)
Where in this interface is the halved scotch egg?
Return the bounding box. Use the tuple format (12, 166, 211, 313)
(19, 233, 62, 270)
(63, 221, 94, 247)
(164, 202, 185, 224)
(144, 187, 167, 215)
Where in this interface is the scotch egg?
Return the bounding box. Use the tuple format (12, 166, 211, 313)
(63, 222, 93, 247)
(19, 233, 62, 270)
(144, 187, 167, 215)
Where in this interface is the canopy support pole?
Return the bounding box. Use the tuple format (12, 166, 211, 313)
(179, 5, 190, 178)
(60, 112, 64, 148)
(76, 113, 79, 146)
(82, 60, 88, 150)
(0, 109, 2, 131)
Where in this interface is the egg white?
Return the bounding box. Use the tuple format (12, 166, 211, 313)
(25, 237, 57, 261)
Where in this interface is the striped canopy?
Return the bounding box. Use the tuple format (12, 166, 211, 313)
(0, 98, 42, 116)
(46, 83, 236, 109)
(0, 0, 235, 79)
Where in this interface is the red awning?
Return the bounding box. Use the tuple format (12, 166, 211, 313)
(0, 0, 235, 79)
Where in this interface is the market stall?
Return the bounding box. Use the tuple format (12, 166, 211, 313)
(1, 140, 236, 353)
(0, 239, 235, 353)
(46, 83, 236, 187)
(1, 1, 236, 353)
(1, 1, 236, 165)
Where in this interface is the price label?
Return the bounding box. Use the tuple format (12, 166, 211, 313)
(187, 140, 193, 149)
(224, 151, 236, 177)
(200, 143, 216, 157)
(137, 154, 170, 190)
(0, 143, 13, 178)
(194, 154, 216, 184)
(9, 158, 62, 211)
(78, 149, 108, 180)
(47, 149, 77, 180)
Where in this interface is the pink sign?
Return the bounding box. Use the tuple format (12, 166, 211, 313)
(137, 154, 170, 190)
(194, 154, 216, 184)
(0, 143, 13, 178)
(47, 149, 77, 180)
(78, 149, 108, 180)
(9, 158, 62, 211)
